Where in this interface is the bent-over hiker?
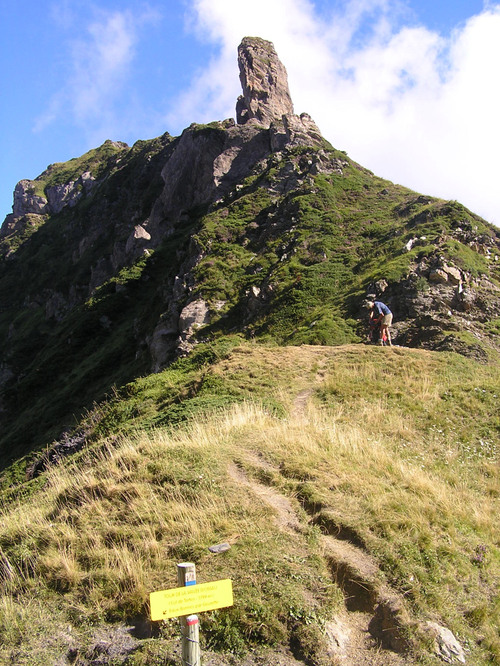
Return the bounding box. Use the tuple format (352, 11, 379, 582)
(366, 298, 393, 346)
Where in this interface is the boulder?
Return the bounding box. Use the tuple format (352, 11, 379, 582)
(179, 299, 210, 335)
(422, 621, 466, 664)
(125, 224, 152, 256)
(443, 265, 462, 285)
(429, 268, 450, 284)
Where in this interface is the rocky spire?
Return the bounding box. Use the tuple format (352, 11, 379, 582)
(236, 36, 294, 126)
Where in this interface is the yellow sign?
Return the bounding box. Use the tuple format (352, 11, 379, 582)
(150, 579, 233, 621)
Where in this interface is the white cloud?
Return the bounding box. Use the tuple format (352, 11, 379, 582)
(70, 11, 136, 124)
(176, 0, 500, 225)
(35, 6, 160, 142)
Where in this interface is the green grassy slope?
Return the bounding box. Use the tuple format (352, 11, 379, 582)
(2, 138, 498, 474)
(0, 343, 498, 665)
(186, 145, 499, 343)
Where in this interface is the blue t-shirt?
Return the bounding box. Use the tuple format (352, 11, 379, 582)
(374, 301, 391, 316)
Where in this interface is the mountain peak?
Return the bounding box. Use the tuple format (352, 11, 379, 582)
(236, 36, 294, 126)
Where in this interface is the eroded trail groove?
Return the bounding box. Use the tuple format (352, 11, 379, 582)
(228, 400, 419, 666)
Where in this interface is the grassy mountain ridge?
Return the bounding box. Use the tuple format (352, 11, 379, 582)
(1, 33, 499, 664)
(0, 343, 498, 665)
(1, 135, 499, 474)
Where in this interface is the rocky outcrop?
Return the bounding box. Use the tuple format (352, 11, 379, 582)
(149, 120, 271, 235)
(4, 171, 97, 223)
(0, 213, 46, 248)
(149, 114, 324, 242)
(45, 171, 96, 214)
(12, 180, 49, 217)
(176, 298, 211, 356)
(148, 37, 324, 249)
(236, 37, 294, 126)
(270, 112, 324, 151)
(365, 232, 500, 359)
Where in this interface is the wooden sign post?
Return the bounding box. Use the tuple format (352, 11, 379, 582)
(150, 563, 234, 666)
(177, 563, 200, 666)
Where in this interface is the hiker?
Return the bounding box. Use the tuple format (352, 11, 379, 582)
(366, 298, 393, 346)
(368, 315, 386, 345)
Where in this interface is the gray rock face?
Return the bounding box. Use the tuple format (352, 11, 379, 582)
(270, 112, 324, 151)
(125, 224, 152, 258)
(177, 298, 211, 356)
(149, 121, 271, 235)
(4, 171, 97, 227)
(46, 171, 95, 214)
(179, 298, 210, 333)
(12, 180, 49, 217)
(236, 37, 294, 126)
(0, 212, 45, 243)
(149, 37, 323, 242)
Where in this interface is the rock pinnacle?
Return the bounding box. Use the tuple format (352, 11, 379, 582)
(236, 36, 294, 127)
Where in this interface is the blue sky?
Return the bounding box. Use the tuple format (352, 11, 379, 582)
(1, 0, 499, 226)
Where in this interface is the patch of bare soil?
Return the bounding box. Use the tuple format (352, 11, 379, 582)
(293, 388, 314, 418)
(162, 643, 306, 666)
(325, 611, 411, 666)
(228, 460, 302, 534)
(203, 645, 308, 665)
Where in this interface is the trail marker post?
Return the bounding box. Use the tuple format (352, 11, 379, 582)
(150, 563, 234, 666)
(177, 563, 200, 666)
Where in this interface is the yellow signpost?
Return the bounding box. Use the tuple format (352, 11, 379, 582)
(150, 578, 233, 621)
(150, 563, 234, 666)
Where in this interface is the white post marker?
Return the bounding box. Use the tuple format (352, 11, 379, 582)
(177, 562, 200, 666)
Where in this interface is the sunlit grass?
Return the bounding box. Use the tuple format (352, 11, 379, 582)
(0, 344, 499, 664)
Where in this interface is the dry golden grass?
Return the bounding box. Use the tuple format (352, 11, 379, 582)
(0, 344, 499, 664)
